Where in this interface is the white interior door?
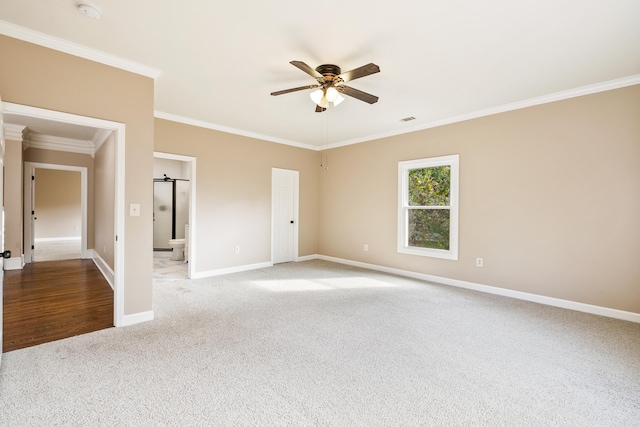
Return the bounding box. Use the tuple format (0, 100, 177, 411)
(272, 168, 298, 264)
(1, 96, 5, 365)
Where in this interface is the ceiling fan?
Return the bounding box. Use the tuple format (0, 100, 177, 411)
(271, 61, 380, 112)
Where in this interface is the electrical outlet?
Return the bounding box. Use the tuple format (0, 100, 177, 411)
(234, 245, 240, 254)
(476, 258, 484, 267)
(364, 244, 369, 252)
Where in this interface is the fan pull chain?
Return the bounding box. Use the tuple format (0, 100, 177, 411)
(320, 108, 329, 170)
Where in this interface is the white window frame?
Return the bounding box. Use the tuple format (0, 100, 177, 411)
(397, 154, 459, 260)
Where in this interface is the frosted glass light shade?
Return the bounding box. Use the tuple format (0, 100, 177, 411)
(325, 87, 339, 102)
(333, 94, 345, 106)
(310, 89, 324, 105)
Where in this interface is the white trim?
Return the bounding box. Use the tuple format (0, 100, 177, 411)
(191, 261, 273, 279)
(24, 162, 88, 261)
(398, 155, 459, 260)
(0, 20, 161, 79)
(3, 256, 25, 271)
(153, 151, 196, 279)
(3, 123, 26, 141)
(90, 249, 114, 290)
(5, 102, 126, 328)
(328, 75, 640, 149)
(316, 255, 640, 324)
(296, 254, 319, 262)
(92, 129, 111, 153)
(154, 111, 316, 151)
(34, 237, 81, 242)
(160, 76, 640, 151)
(26, 133, 95, 157)
(114, 122, 126, 328)
(122, 310, 154, 327)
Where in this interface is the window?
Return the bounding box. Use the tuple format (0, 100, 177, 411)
(398, 154, 459, 260)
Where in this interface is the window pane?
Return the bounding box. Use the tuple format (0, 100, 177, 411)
(408, 166, 451, 206)
(408, 209, 450, 250)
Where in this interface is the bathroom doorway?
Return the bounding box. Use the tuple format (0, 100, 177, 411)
(153, 178, 189, 250)
(152, 153, 196, 280)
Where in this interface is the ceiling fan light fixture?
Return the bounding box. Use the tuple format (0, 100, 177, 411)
(310, 88, 324, 105)
(272, 61, 380, 113)
(325, 86, 339, 102)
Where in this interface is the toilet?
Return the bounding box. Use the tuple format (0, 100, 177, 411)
(168, 238, 185, 261)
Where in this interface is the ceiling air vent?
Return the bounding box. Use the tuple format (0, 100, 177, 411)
(400, 116, 416, 122)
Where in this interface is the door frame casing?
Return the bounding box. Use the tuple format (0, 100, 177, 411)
(4, 102, 126, 327)
(271, 168, 299, 264)
(24, 162, 88, 263)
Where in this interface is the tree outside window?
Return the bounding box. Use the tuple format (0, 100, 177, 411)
(398, 155, 459, 260)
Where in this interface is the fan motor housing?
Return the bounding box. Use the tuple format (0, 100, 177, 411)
(315, 64, 341, 77)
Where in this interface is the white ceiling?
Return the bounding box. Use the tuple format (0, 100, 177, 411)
(1, 0, 639, 149)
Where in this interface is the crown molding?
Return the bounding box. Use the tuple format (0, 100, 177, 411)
(153, 110, 318, 151)
(92, 128, 112, 153)
(0, 20, 161, 79)
(330, 74, 640, 149)
(158, 75, 639, 152)
(3, 123, 27, 141)
(25, 132, 95, 157)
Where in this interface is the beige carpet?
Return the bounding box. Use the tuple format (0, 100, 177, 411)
(1, 260, 639, 425)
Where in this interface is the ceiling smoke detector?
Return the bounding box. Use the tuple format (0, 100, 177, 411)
(77, 3, 101, 19)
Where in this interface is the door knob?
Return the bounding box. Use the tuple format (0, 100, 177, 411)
(2, 250, 11, 259)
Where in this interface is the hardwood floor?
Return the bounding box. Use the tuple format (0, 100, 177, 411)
(3, 259, 114, 353)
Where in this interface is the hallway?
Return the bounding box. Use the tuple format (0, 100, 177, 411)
(3, 259, 114, 353)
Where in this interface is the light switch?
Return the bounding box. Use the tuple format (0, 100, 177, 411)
(130, 203, 141, 216)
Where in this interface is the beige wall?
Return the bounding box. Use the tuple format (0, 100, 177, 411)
(318, 85, 640, 313)
(24, 148, 95, 248)
(154, 119, 319, 273)
(33, 168, 81, 239)
(4, 139, 23, 256)
(1, 35, 154, 316)
(3, 35, 636, 319)
(94, 134, 116, 269)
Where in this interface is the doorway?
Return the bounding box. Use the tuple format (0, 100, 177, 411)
(153, 152, 196, 280)
(4, 102, 126, 326)
(24, 163, 88, 263)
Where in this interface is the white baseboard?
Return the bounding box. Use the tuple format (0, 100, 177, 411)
(3, 255, 25, 270)
(314, 255, 640, 324)
(35, 236, 81, 242)
(122, 310, 154, 326)
(192, 261, 273, 279)
(296, 254, 318, 262)
(89, 249, 114, 290)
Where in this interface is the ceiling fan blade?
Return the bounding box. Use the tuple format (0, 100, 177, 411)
(290, 61, 322, 79)
(315, 105, 326, 113)
(337, 63, 380, 83)
(338, 85, 379, 104)
(271, 84, 319, 96)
